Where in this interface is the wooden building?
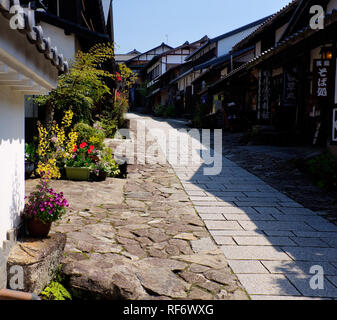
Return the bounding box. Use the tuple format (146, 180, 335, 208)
(211, 0, 337, 151)
(167, 17, 269, 121)
(143, 37, 209, 113)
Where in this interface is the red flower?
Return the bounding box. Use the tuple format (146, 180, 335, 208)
(89, 145, 95, 151)
(116, 72, 122, 82)
(80, 142, 87, 149)
(88, 150, 92, 154)
(73, 145, 78, 152)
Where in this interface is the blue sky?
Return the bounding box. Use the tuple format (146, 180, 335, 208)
(113, 0, 292, 54)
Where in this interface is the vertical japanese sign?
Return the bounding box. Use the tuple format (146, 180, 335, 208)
(333, 109, 337, 142)
(258, 70, 271, 120)
(313, 59, 331, 99)
(283, 68, 297, 107)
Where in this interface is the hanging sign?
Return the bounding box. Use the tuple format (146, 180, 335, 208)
(258, 70, 271, 120)
(312, 59, 332, 99)
(283, 68, 297, 107)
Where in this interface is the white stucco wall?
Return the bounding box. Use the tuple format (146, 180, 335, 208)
(255, 41, 262, 57)
(40, 22, 76, 63)
(0, 14, 58, 247)
(0, 88, 25, 243)
(217, 25, 261, 57)
(166, 55, 187, 64)
(275, 23, 288, 44)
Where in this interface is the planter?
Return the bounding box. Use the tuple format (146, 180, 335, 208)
(91, 171, 108, 182)
(65, 166, 90, 181)
(25, 161, 35, 179)
(27, 218, 52, 238)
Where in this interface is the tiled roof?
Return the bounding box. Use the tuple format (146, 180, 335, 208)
(210, 8, 337, 90)
(0, 1, 69, 73)
(185, 15, 271, 62)
(233, 0, 300, 50)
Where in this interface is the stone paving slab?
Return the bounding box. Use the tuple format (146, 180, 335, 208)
(233, 236, 297, 247)
(195, 206, 257, 214)
(236, 274, 301, 296)
(238, 221, 316, 232)
(221, 246, 292, 261)
(281, 247, 337, 262)
(223, 214, 276, 221)
(227, 260, 269, 274)
(290, 237, 331, 247)
(286, 274, 337, 298)
(204, 221, 243, 231)
(261, 261, 337, 276)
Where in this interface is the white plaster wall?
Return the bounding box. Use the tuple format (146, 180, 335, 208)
(0, 15, 59, 246)
(255, 41, 262, 57)
(40, 22, 76, 63)
(217, 25, 261, 57)
(167, 55, 187, 64)
(275, 23, 289, 44)
(0, 88, 25, 244)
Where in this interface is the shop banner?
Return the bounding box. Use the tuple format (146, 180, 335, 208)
(312, 59, 332, 99)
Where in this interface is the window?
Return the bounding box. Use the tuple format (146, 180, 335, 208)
(148, 65, 161, 81)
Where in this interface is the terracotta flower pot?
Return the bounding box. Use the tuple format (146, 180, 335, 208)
(27, 218, 52, 238)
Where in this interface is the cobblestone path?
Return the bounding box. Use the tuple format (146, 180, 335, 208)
(26, 115, 248, 300)
(129, 114, 337, 300)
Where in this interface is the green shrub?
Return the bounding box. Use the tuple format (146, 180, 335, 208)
(163, 105, 176, 118)
(40, 265, 72, 300)
(100, 147, 120, 177)
(154, 104, 165, 117)
(193, 103, 208, 128)
(307, 152, 337, 190)
(113, 95, 129, 128)
(40, 281, 72, 300)
(74, 122, 105, 150)
(99, 111, 118, 138)
(153, 104, 177, 118)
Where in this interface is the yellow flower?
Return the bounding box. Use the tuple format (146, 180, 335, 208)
(36, 109, 78, 180)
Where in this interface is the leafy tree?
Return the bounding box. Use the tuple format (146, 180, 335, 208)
(36, 43, 116, 124)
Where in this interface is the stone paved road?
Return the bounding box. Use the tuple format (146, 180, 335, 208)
(128, 113, 337, 300)
(26, 114, 248, 300)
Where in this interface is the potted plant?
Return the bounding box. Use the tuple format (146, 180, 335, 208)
(23, 178, 69, 238)
(65, 142, 95, 181)
(25, 143, 36, 179)
(90, 162, 109, 181)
